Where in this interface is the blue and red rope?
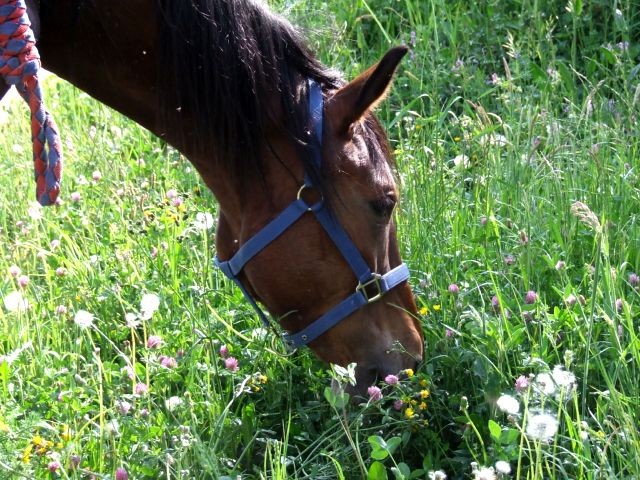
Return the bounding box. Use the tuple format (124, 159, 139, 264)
(0, 0, 62, 206)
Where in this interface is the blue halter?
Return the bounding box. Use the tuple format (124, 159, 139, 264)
(214, 80, 410, 351)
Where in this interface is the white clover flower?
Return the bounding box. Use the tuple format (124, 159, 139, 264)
(3, 291, 29, 313)
(193, 212, 215, 230)
(496, 394, 520, 415)
(27, 202, 43, 220)
(495, 460, 511, 475)
(451, 154, 470, 169)
(534, 372, 556, 396)
(526, 412, 559, 442)
(74, 310, 94, 328)
(140, 293, 160, 320)
(428, 470, 447, 480)
(165, 396, 183, 411)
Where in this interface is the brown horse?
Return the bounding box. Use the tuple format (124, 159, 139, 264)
(3, 0, 423, 396)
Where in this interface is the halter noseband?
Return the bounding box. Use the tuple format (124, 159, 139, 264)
(215, 80, 410, 351)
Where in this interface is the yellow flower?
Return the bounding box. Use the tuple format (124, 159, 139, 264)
(405, 368, 414, 378)
(404, 407, 415, 419)
(0, 420, 9, 433)
(258, 374, 268, 384)
(420, 389, 430, 399)
(419, 401, 427, 410)
(433, 304, 441, 312)
(454, 136, 461, 142)
(419, 307, 429, 315)
(31, 435, 45, 447)
(22, 444, 33, 463)
(61, 425, 72, 442)
(419, 379, 428, 387)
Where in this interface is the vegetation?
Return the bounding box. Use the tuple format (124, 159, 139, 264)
(1, 0, 639, 478)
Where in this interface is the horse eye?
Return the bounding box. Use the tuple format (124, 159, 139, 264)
(369, 194, 397, 218)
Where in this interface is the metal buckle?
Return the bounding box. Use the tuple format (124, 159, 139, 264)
(356, 274, 384, 303)
(297, 184, 323, 212)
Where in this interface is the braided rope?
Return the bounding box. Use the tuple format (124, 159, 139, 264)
(0, 0, 62, 206)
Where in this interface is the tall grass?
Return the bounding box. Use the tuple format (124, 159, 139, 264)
(1, 0, 639, 478)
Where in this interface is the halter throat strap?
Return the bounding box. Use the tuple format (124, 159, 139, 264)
(214, 79, 410, 351)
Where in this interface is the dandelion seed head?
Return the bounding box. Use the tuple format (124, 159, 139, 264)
(534, 372, 556, 396)
(140, 293, 160, 319)
(496, 394, 520, 415)
(3, 291, 29, 312)
(74, 310, 94, 329)
(429, 470, 447, 480)
(495, 460, 511, 475)
(165, 396, 182, 411)
(526, 412, 558, 442)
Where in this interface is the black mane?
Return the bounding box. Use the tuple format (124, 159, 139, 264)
(158, 0, 341, 191)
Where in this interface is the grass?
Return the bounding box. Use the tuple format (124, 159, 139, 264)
(1, 0, 639, 478)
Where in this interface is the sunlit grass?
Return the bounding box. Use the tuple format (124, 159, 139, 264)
(1, 0, 639, 478)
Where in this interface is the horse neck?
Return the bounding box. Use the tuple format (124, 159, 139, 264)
(37, 1, 292, 219)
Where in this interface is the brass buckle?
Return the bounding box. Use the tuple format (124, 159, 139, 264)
(356, 274, 384, 303)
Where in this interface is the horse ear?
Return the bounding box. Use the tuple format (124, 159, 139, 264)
(327, 46, 408, 136)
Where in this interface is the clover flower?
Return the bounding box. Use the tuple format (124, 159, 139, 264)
(115, 467, 129, 480)
(367, 386, 383, 401)
(524, 290, 538, 304)
(514, 375, 529, 392)
(448, 283, 460, 294)
(384, 374, 399, 386)
(224, 357, 239, 372)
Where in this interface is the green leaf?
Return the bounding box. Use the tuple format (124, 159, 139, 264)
(488, 419, 502, 441)
(500, 428, 520, 445)
(368, 461, 389, 480)
(391, 462, 411, 479)
(386, 436, 402, 456)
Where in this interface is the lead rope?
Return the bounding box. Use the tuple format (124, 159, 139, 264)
(0, 0, 62, 206)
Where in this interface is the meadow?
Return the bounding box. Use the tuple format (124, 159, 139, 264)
(1, 0, 639, 478)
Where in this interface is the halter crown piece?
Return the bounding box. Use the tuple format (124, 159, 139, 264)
(215, 80, 411, 351)
(0, 0, 62, 206)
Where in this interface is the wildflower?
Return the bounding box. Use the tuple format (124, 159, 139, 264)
(166, 189, 178, 200)
(404, 368, 414, 378)
(615, 298, 623, 312)
(404, 406, 415, 419)
(515, 375, 529, 392)
(17, 275, 29, 288)
(8, 265, 21, 277)
(146, 335, 162, 348)
(445, 328, 455, 338)
(74, 310, 94, 329)
(70, 191, 81, 202)
(419, 306, 429, 315)
(3, 291, 29, 312)
(28, 202, 43, 220)
(629, 273, 639, 287)
(48, 460, 62, 473)
(565, 294, 577, 307)
(491, 295, 501, 312)
(140, 293, 160, 319)
(524, 290, 538, 304)
(451, 154, 470, 169)
(367, 386, 383, 401)
(125, 313, 139, 328)
(504, 254, 515, 266)
(393, 400, 404, 411)
(433, 304, 441, 312)
(135, 383, 149, 395)
(69, 455, 81, 469)
(219, 344, 229, 358)
(480, 215, 487, 226)
(225, 357, 239, 372)
(474, 467, 496, 480)
(420, 389, 430, 399)
(173, 197, 184, 207)
(448, 283, 460, 294)
(116, 188, 125, 197)
(384, 374, 399, 386)
(555, 260, 566, 270)
(551, 365, 577, 396)
(429, 470, 448, 480)
(117, 400, 132, 415)
(56, 305, 67, 315)
(496, 394, 520, 415)
(55, 267, 67, 277)
(526, 412, 559, 442)
(150, 246, 158, 259)
(165, 396, 182, 411)
(115, 467, 129, 480)
(160, 355, 177, 368)
(92, 170, 102, 181)
(519, 230, 528, 245)
(534, 372, 555, 396)
(194, 212, 214, 230)
(494, 461, 511, 475)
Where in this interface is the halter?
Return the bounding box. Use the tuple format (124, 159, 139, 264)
(215, 80, 410, 351)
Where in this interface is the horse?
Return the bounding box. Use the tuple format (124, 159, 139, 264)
(1, 0, 424, 397)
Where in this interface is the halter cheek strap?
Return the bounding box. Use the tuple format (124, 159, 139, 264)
(215, 79, 410, 351)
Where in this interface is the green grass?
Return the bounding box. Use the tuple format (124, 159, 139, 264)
(1, 0, 639, 478)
